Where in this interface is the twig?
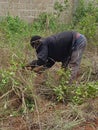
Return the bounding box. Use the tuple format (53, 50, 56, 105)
(34, 97, 42, 130)
(86, 67, 92, 83)
(0, 89, 13, 100)
(21, 88, 27, 114)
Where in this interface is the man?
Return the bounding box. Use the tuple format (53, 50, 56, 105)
(25, 31, 87, 84)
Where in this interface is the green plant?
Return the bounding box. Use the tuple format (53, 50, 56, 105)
(0, 65, 36, 114)
(1, 15, 28, 37)
(73, 0, 86, 25)
(73, 0, 98, 25)
(44, 68, 98, 104)
(53, 85, 65, 102)
(76, 15, 96, 39)
(54, 0, 69, 16)
(73, 82, 98, 104)
(0, 70, 16, 94)
(0, 16, 30, 44)
(32, 1, 69, 33)
(72, 0, 98, 39)
(32, 12, 58, 31)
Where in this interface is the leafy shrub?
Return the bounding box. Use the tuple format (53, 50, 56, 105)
(32, 0, 69, 33)
(76, 15, 96, 39)
(44, 68, 98, 104)
(32, 12, 58, 31)
(0, 16, 30, 40)
(73, 82, 98, 104)
(0, 67, 36, 113)
(73, 0, 98, 25)
(54, 0, 69, 16)
(73, 0, 98, 39)
(55, 81, 98, 104)
(0, 70, 16, 94)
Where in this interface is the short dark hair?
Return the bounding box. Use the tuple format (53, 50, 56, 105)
(30, 35, 41, 47)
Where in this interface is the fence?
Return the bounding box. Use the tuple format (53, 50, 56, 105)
(0, 0, 78, 22)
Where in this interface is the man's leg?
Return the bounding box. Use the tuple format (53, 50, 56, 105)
(69, 35, 87, 84)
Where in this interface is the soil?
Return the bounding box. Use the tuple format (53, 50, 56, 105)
(74, 118, 98, 130)
(0, 99, 98, 130)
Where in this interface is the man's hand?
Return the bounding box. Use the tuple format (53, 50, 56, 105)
(33, 66, 47, 73)
(22, 60, 47, 74)
(23, 65, 46, 74)
(23, 66, 33, 70)
(23, 60, 38, 70)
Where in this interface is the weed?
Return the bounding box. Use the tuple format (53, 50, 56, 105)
(76, 15, 96, 39)
(44, 68, 98, 104)
(54, 0, 69, 16)
(73, 0, 98, 39)
(0, 66, 36, 116)
(0, 16, 29, 37)
(32, 12, 58, 32)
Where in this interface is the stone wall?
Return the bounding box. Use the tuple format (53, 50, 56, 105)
(0, 0, 75, 23)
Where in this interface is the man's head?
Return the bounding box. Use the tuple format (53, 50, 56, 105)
(30, 35, 42, 49)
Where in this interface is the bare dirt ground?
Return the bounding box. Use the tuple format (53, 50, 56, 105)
(0, 97, 98, 130)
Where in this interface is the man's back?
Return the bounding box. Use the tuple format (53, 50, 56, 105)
(41, 31, 74, 62)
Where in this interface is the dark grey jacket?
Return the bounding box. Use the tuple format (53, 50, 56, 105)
(36, 31, 76, 67)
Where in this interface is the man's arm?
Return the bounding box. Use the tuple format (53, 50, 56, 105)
(44, 58, 55, 68)
(24, 59, 45, 70)
(24, 44, 48, 72)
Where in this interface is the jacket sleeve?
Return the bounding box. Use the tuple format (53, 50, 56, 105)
(37, 44, 48, 64)
(29, 44, 48, 67)
(44, 58, 55, 68)
(25, 59, 45, 68)
(26, 44, 48, 69)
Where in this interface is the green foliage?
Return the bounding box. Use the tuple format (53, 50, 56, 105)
(73, 0, 98, 25)
(73, 0, 98, 39)
(54, 80, 98, 104)
(32, 12, 58, 31)
(0, 70, 17, 94)
(0, 66, 36, 114)
(0, 16, 30, 44)
(32, 1, 69, 33)
(0, 15, 45, 49)
(54, 0, 69, 16)
(73, 0, 86, 25)
(76, 15, 96, 39)
(52, 68, 72, 102)
(73, 82, 98, 104)
(45, 68, 98, 104)
(0, 0, 97, 41)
